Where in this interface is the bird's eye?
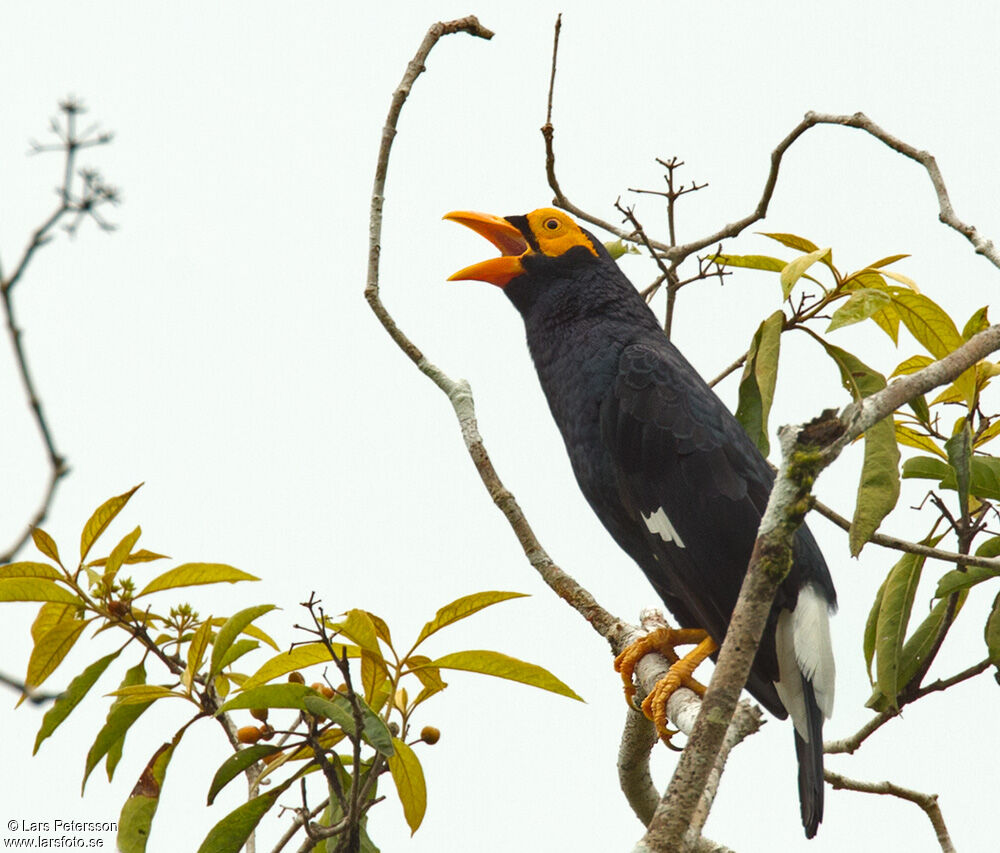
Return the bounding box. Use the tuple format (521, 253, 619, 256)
(544, 218, 560, 231)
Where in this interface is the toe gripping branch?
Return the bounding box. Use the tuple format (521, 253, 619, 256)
(614, 628, 718, 748)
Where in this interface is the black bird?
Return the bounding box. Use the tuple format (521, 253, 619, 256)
(445, 207, 836, 838)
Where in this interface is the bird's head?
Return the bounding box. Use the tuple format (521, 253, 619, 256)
(443, 207, 604, 289)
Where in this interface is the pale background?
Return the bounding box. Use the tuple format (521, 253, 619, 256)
(2, 2, 998, 851)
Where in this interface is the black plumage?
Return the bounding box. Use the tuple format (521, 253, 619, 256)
(446, 208, 836, 838)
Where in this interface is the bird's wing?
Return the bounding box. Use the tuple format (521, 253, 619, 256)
(599, 341, 785, 692)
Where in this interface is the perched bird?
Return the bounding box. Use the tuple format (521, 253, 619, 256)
(445, 207, 837, 838)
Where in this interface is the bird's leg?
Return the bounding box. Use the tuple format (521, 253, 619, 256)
(614, 628, 718, 746)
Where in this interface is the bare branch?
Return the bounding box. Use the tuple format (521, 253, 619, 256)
(825, 771, 955, 853)
(813, 497, 1000, 571)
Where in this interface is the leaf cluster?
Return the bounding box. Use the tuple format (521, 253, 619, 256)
(4, 487, 580, 853)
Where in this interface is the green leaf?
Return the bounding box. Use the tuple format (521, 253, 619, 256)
(895, 592, 966, 690)
(604, 239, 639, 260)
(240, 642, 350, 691)
(945, 421, 973, 515)
(0, 578, 81, 604)
(901, 455, 951, 481)
(116, 737, 179, 853)
(210, 605, 277, 678)
(84, 663, 153, 791)
(869, 552, 926, 711)
(935, 565, 1000, 598)
(863, 578, 886, 684)
(759, 231, 820, 253)
(206, 744, 282, 806)
(303, 694, 395, 756)
(34, 649, 121, 754)
(851, 413, 900, 556)
(779, 247, 832, 299)
(31, 528, 62, 565)
(985, 592, 1000, 665)
(80, 484, 142, 562)
(219, 682, 315, 713)
(975, 536, 1000, 558)
(387, 737, 427, 834)
(0, 561, 61, 580)
(962, 306, 990, 341)
(102, 526, 142, 585)
(26, 617, 89, 689)
(826, 288, 892, 333)
(708, 253, 787, 273)
(414, 591, 529, 648)
(969, 457, 1000, 500)
(735, 310, 783, 455)
(419, 650, 583, 701)
(137, 563, 259, 597)
(908, 394, 931, 427)
(196, 777, 297, 853)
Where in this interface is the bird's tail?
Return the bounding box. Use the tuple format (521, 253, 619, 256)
(773, 584, 835, 838)
(795, 678, 825, 838)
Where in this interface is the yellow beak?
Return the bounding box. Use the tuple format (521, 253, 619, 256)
(443, 211, 530, 288)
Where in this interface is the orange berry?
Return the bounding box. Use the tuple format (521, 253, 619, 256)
(250, 708, 269, 723)
(420, 726, 440, 745)
(287, 671, 305, 684)
(237, 726, 261, 744)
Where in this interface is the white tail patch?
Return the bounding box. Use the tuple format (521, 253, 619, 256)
(773, 584, 835, 741)
(642, 507, 685, 548)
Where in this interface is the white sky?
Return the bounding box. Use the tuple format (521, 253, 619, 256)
(2, 2, 999, 852)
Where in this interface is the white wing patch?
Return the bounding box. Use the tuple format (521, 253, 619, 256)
(642, 507, 685, 548)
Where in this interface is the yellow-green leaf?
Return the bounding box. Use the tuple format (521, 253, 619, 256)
(894, 423, 946, 459)
(102, 526, 142, 585)
(895, 591, 966, 692)
(880, 268, 919, 291)
(206, 744, 282, 806)
(735, 310, 783, 455)
(975, 420, 1000, 449)
(105, 685, 183, 705)
(890, 291, 963, 358)
(329, 608, 382, 656)
(26, 617, 89, 689)
(387, 737, 427, 834)
(80, 484, 142, 562)
(209, 605, 276, 677)
(826, 288, 892, 333)
(963, 306, 990, 341)
(31, 601, 77, 643)
(863, 577, 886, 684)
(780, 247, 832, 299)
(890, 354, 934, 378)
(240, 642, 350, 691)
(851, 414, 900, 556)
(708, 253, 787, 273)
(366, 610, 393, 646)
(0, 578, 80, 604)
(414, 591, 529, 648)
(759, 231, 820, 253)
(867, 253, 910, 269)
(218, 682, 315, 712)
(89, 549, 170, 568)
(31, 528, 62, 566)
(183, 619, 214, 692)
(0, 561, 61, 580)
(137, 563, 258, 597)
(420, 650, 583, 701)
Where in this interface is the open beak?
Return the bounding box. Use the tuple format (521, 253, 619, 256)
(443, 211, 529, 288)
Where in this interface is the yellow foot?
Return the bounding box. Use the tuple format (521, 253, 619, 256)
(614, 629, 718, 746)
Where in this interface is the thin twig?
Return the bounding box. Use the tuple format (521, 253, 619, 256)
(825, 771, 955, 853)
(812, 498, 1000, 570)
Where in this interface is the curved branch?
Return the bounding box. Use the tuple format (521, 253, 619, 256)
(825, 771, 955, 853)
